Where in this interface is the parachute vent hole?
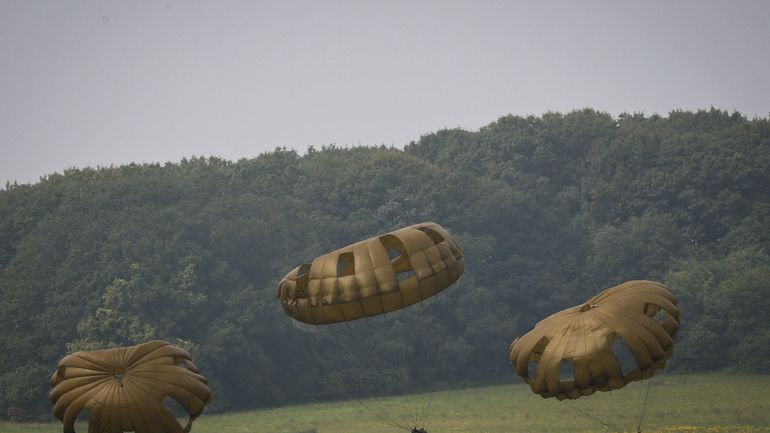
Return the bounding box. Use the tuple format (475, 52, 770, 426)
(418, 226, 445, 245)
(379, 234, 414, 279)
(77, 409, 91, 422)
(162, 396, 188, 419)
(559, 359, 574, 383)
(175, 357, 189, 369)
(611, 336, 638, 377)
(532, 336, 550, 354)
(379, 234, 407, 262)
(297, 264, 310, 279)
(653, 308, 666, 324)
(294, 264, 311, 298)
(526, 337, 549, 382)
(527, 360, 538, 382)
(337, 252, 355, 277)
(644, 303, 667, 324)
(396, 269, 415, 282)
(386, 247, 401, 261)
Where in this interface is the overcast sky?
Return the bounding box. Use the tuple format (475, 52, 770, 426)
(1, 0, 769, 186)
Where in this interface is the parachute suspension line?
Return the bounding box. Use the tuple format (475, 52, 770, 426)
(353, 397, 411, 431)
(325, 322, 411, 432)
(405, 304, 423, 429)
(351, 337, 408, 430)
(339, 306, 350, 327)
(414, 286, 436, 427)
(415, 333, 442, 430)
(416, 375, 435, 430)
(579, 379, 652, 433)
(574, 394, 623, 433)
(408, 306, 423, 429)
(415, 306, 439, 427)
(353, 372, 413, 431)
(558, 386, 621, 432)
(565, 316, 621, 432)
(360, 389, 413, 428)
(402, 290, 417, 433)
(636, 379, 653, 433)
(313, 314, 422, 432)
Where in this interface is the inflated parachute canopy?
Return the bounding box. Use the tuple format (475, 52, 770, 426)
(277, 222, 464, 325)
(508, 280, 681, 401)
(49, 340, 211, 433)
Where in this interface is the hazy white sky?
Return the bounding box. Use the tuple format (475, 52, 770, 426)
(1, 0, 769, 186)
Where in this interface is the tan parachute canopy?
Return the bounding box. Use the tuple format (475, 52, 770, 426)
(508, 280, 681, 400)
(277, 222, 465, 325)
(49, 340, 211, 433)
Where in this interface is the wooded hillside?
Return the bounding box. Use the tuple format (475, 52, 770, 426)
(1, 109, 768, 420)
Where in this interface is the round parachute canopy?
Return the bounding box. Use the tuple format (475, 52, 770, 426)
(49, 340, 211, 433)
(508, 280, 681, 400)
(277, 222, 465, 325)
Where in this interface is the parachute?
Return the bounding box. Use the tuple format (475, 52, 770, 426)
(277, 222, 464, 325)
(49, 340, 212, 433)
(276, 222, 464, 432)
(508, 280, 681, 401)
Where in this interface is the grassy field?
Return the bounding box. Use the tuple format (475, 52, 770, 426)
(3, 373, 769, 433)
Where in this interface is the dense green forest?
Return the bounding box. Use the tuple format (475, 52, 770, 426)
(1, 109, 769, 421)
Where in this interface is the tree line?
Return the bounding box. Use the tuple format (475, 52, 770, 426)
(1, 108, 768, 420)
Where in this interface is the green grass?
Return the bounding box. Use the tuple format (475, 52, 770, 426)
(4, 374, 769, 433)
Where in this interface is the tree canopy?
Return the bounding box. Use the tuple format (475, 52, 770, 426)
(1, 108, 768, 420)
